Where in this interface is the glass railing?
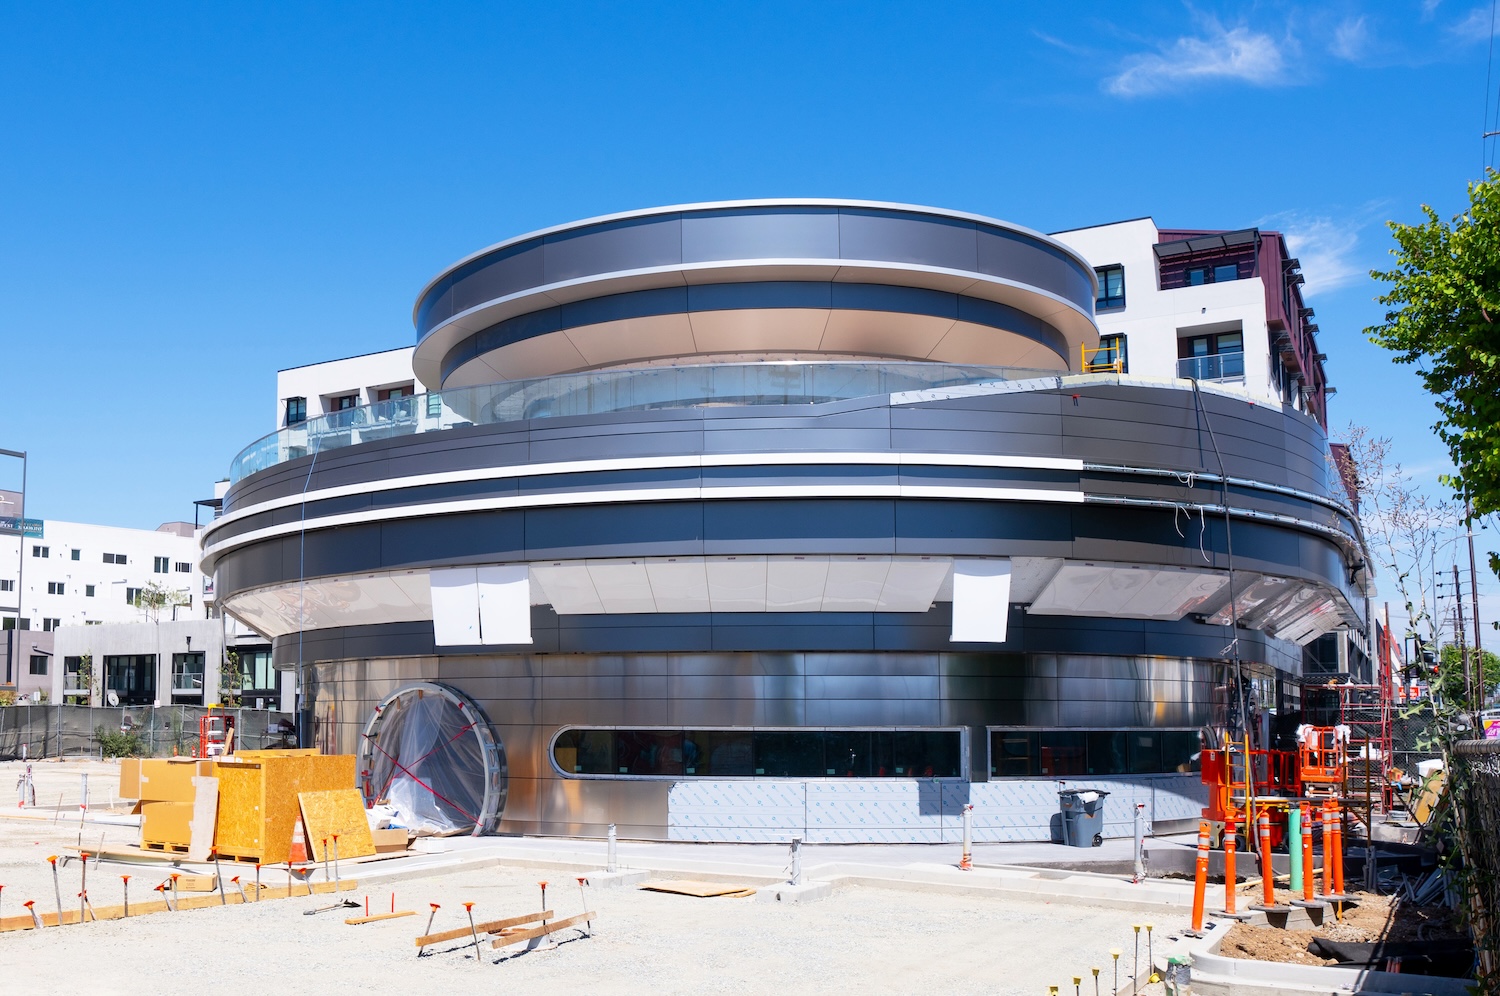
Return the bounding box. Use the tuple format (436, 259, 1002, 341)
(1177, 353, 1245, 382)
(229, 361, 1060, 484)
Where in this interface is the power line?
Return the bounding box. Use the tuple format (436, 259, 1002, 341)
(1488, 0, 1499, 172)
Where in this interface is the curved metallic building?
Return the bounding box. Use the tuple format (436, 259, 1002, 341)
(204, 202, 1368, 842)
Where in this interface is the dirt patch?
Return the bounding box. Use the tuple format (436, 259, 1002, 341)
(1219, 890, 1464, 967)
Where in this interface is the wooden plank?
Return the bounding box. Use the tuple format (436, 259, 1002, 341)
(638, 880, 756, 897)
(415, 910, 553, 947)
(298, 789, 375, 863)
(0, 878, 360, 931)
(345, 910, 416, 925)
(187, 776, 219, 862)
(491, 911, 595, 949)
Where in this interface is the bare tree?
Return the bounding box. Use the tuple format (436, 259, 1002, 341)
(1342, 425, 1463, 655)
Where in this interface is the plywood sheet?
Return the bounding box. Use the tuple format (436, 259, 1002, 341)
(140, 801, 193, 847)
(187, 776, 219, 862)
(118, 758, 142, 800)
(298, 789, 375, 862)
(137, 759, 211, 804)
(638, 880, 756, 898)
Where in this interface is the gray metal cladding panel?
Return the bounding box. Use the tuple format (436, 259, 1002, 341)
(699, 427, 897, 455)
(976, 228, 1092, 307)
(838, 208, 979, 272)
(452, 241, 546, 313)
(681, 207, 841, 262)
(888, 430, 1073, 462)
(298, 523, 385, 577)
(696, 404, 892, 432)
(941, 653, 1028, 678)
(542, 214, 683, 285)
(543, 674, 625, 700)
(889, 406, 1066, 436)
(702, 499, 897, 548)
(518, 467, 702, 496)
(893, 500, 1075, 546)
(378, 511, 527, 568)
(710, 621, 879, 652)
(804, 653, 938, 677)
(523, 503, 705, 560)
(668, 653, 801, 677)
(898, 465, 1079, 487)
(556, 621, 714, 655)
(527, 427, 707, 464)
(702, 464, 901, 488)
(806, 673, 940, 700)
(806, 698, 941, 726)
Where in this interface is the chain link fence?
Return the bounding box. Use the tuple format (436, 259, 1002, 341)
(1391, 706, 1444, 776)
(0, 704, 295, 760)
(1450, 739, 1500, 985)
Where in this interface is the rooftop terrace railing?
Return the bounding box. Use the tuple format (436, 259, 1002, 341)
(228, 361, 1059, 484)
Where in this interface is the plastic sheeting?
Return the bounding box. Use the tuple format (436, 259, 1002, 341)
(365, 690, 489, 836)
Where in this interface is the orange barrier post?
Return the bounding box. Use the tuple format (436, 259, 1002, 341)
(1190, 819, 1209, 931)
(1299, 802, 1315, 903)
(1222, 815, 1237, 915)
(1320, 804, 1333, 897)
(1331, 803, 1344, 896)
(1256, 810, 1275, 907)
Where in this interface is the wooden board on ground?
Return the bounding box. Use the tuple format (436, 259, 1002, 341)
(346, 910, 415, 925)
(638, 880, 756, 898)
(491, 911, 595, 949)
(213, 754, 355, 865)
(298, 788, 375, 862)
(187, 776, 219, 862)
(415, 910, 553, 947)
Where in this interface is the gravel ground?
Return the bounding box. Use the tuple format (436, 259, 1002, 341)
(0, 760, 1157, 996)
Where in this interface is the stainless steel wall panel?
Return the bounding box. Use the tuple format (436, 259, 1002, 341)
(837, 208, 979, 273)
(680, 207, 842, 262)
(542, 214, 684, 286)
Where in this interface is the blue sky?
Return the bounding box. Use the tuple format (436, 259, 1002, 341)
(1, 1, 1495, 620)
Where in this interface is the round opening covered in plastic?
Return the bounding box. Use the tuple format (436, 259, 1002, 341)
(358, 682, 506, 836)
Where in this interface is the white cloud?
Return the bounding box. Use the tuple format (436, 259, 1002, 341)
(1278, 217, 1364, 297)
(1330, 16, 1370, 61)
(1421, 0, 1443, 20)
(1105, 23, 1287, 97)
(1449, 6, 1494, 40)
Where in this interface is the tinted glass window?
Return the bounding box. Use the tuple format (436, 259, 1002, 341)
(616, 730, 683, 776)
(689, 731, 753, 775)
(1039, 732, 1086, 776)
(755, 731, 823, 777)
(1214, 263, 1238, 283)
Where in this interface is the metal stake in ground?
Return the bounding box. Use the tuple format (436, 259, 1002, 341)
(576, 877, 591, 930)
(1090, 966, 1100, 996)
(215, 858, 227, 905)
(231, 876, 247, 903)
(539, 881, 548, 921)
(320, 838, 331, 888)
(464, 902, 482, 964)
(24, 901, 42, 929)
(47, 855, 62, 927)
(331, 834, 341, 894)
(1131, 925, 1141, 994)
(1110, 948, 1121, 995)
(418, 903, 440, 957)
(1073, 975, 1082, 996)
(1144, 924, 1156, 983)
(121, 876, 130, 917)
(170, 874, 180, 911)
(79, 852, 88, 923)
(254, 864, 262, 901)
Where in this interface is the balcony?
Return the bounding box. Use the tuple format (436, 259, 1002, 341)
(1177, 352, 1244, 383)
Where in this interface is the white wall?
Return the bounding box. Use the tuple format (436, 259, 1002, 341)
(1053, 220, 1281, 407)
(275, 346, 416, 428)
(0, 520, 210, 632)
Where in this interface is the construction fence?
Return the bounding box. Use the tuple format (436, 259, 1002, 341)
(1451, 739, 1500, 984)
(0, 704, 295, 760)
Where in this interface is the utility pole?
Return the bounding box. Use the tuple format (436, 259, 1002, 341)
(1466, 500, 1485, 705)
(1454, 565, 1477, 731)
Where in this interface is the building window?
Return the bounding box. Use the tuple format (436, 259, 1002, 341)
(332, 394, 358, 411)
(41, 618, 60, 632)
(1187, 263, 1241, 286)
(2, 617, 28, 630)
(175, 562, 191, 573)
(552, 728, 964, 779)
(63, 656, 85, 692)
(1094, 265, 1125, 310)
(70, 549, 80, 561)
(1177, 331, 1244, 381)
(104, 654, 156, 705)
(47, 582, 64, 595)
(239, 647, 276, 692)
(32, 546, 48, 558)
(29, 654, 47, 676)
(125, 587, 141, 604)
(153, 556, 169, 574)
(171, 652, 205, 696)
(1096, 334, 1127, 373)
(0, 579, 12, 592)
(85, 584, 95, 597)
(426, 394, 444, 418)
(103, 553, 126, 565)
(285, 397, 307, 425)
(988, 728, 1200, 777)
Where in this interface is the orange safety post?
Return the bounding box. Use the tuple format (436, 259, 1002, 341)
(1190, 819, 1210, 931)
(1338, 804, 1350, 894)
(1256, 810, 1275, 907)
(1320, 804, 1333, 897)
(1222, 815, 1237, 915)
(1299, 802, 1315, 902)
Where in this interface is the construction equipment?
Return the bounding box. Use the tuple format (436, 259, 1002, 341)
(1296, 723, 1347, 799)
(197, 710, 236, 759)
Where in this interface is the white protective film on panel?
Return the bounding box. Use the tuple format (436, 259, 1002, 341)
(477, 565, 532, 645)
(950, 560, 1012, 643)
(429, 567, 480, 645)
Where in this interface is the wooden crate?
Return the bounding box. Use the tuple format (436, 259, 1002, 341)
(137, 759, 213, 804)
(212, 754, 356, 864)
(371, 828, 408, 853)
(141, 801, 193, 849)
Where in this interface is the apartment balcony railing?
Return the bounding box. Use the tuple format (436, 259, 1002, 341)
(1177, 353, 1244, 382)
(229, 361, 1060, 485)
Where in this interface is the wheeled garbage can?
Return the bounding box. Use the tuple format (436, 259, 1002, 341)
(1058, 789, 1108, 847)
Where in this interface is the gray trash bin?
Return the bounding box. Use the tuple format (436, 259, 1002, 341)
(1058, 789, 1109, 847)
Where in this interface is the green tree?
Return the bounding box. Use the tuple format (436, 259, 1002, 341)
(1365, 169, 1500, 576)
(1434, 643, 1500, 710)
(131, 580, 191, 622)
